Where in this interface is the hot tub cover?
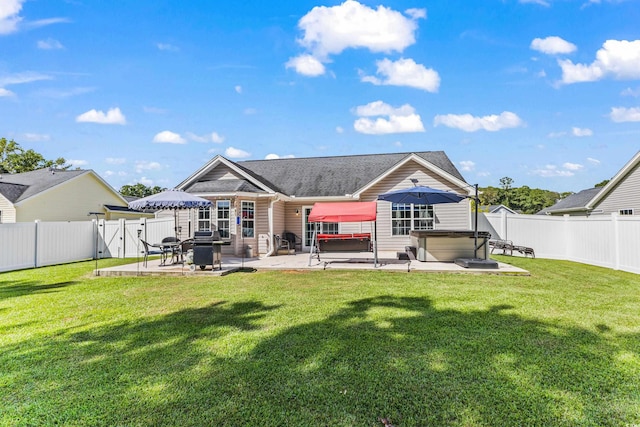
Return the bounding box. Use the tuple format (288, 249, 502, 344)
(308, 202, 377, 223)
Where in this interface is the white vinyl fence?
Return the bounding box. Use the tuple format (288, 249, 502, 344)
(479, 212, 640, 274)
(0, 217, 174, 273)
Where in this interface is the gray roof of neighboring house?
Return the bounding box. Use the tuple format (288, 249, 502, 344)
(538, 187, 601, 214)
(233, 151, 466, 197)
(0, 168, 87, 203)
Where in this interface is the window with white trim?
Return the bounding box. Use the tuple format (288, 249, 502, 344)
(216, 200, 230, 238)
(198, 207, 211, 231)
(241, 201, 255, 238)
(619, 208, 634, 216)
(391, 203, 434, 235)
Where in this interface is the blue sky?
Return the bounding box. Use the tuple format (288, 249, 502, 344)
(1, 0, 639, 193)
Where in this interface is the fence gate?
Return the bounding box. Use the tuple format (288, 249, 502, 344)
(101, 219, 122, 258)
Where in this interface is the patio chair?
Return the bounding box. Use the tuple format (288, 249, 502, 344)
(140, 239, 163, 267)
(161, 236, 181, 264)
(282, 231, 302, 253)
(274, 234, 291, 255)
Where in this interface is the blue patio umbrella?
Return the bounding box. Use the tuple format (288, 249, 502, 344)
(377, 185, 466, 205)
(128, 189, 212, 210)
(128, 189, 212, 238)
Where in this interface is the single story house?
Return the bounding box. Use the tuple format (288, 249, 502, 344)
(174, 151, 474, 257)
(540, 150, 640, 216)
(0, 168, 152, 223)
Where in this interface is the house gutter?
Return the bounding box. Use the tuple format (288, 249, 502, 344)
(263, 196, 279, 258)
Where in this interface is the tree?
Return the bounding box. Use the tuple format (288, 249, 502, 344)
(499, 176, 514, 207)
(0, 138, 68, 173)
(594, 179, 609, 188)
(120, 183, 165, 198)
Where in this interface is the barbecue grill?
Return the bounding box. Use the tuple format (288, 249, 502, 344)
(191, 230, 223, 271)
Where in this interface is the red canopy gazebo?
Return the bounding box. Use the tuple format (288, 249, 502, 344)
(307, 202, 378, 267)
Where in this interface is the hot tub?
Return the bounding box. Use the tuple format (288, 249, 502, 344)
(410, 230, 491, 262)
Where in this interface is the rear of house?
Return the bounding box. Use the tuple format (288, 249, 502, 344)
(174, 151, 474, 257)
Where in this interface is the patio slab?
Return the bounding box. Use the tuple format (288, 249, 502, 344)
(96, 251, 529, 276)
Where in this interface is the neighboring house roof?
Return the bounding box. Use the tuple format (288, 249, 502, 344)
(0, 168, 87, 203)
(483, 204, 517, 214)
(538, 187, 601, 215)
(586, 150, 640, 209)
(181, 151, 467, 198)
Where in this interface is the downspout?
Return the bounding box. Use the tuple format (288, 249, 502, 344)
(263, 196, 278, 258)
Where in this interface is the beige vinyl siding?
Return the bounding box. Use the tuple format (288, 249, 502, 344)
(16, 173, 126, 222)
(255, 198, 270, 255)
(0, 194, 16, 223)
(593, 161, 640, 215)
(360, 160, 471, 252)
(199, 164, 243, 181)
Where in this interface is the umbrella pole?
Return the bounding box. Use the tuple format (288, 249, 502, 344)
(474, 183, 479, 258)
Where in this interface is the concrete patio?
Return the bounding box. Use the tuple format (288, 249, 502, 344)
(96, 251, 529, 276)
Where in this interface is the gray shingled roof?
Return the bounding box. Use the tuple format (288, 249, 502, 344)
(0, 168, 87, 203)
(233, 151, 465, 197)
(538, 187, 601, 214)
(188, 179, 266, 194)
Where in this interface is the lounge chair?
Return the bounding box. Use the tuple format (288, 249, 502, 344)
(282, 231, 302, 253)
(140, 239, 163, 267)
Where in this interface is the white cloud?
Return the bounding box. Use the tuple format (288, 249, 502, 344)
(530, 36, 576, 55)
(265, 153, 295, 160)
(587, 157, 601, 165)
(393, 141, 402, 147)
(433, 111, 524, 132)
(152, 130, 186, 144)
(532, 165, 575, 177)
(405, 8, 426, 19)
(243, 108, 257, 115)
(135, 161, 162, 173)
(609, 106, 640, 122)
(225, 147, 251, 158)
(22, 133, 50, 141)
(0, 88, 14, 96)
(459, 160, 475, 172)
(288, 1, 423, 76)
(559, 39, 640, 84)
(285, 54, 326, 76)
(296, 0, 422, 58)
(235, 85, 242, 94)
(520, 0, 551, 6)
(621, 87, 640, 97)
(563, 162, 584, 171)
(157, 43, 178, 51)
(186, 131, 225, 143)
(139, 176, 154, 186)
(105, 157, 126, 165)
(211, 132, 225, 143)
(0, 71, 52, 87)
(37, 38, 64, 49)
(76, 107, 126, 125)
(354, 100, 415, 117)
(68, 159, 88, 168)
(547, 131, 567, 138)
(0, 0, 23, 34)
(353, 101, 425, 134)
(336, 126, 344, 134)
(35, 86, 94, 98)
(572, 127, 593, 136)
(361, 58, 440, 92)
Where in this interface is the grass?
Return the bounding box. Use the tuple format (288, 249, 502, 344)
(1, 257, 639, 426)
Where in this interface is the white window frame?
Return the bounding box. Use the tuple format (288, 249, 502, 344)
(197, 207, 211, 231)
(215, 200, 231, 239)
(391, 203, 434, 236)
(241, 201, 255, 238)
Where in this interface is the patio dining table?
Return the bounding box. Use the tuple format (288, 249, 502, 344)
(156, 240, 182, 266)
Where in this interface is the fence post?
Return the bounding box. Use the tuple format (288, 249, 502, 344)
(118, 218, 126, 258)
(34, 220, 40, 268)
(611, 213, 620, 270)
(500, 210, 507, 240)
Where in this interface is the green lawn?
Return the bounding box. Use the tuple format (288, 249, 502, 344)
(1, 257, 639, 426)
